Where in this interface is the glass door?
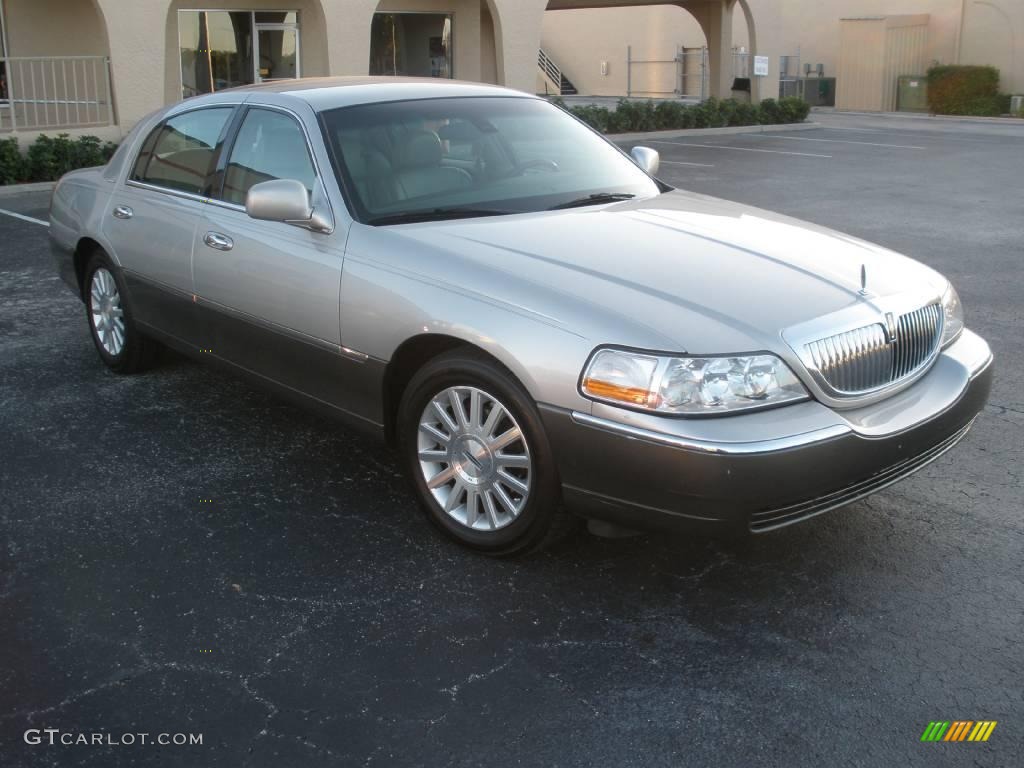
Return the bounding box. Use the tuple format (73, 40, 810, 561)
(254, 20, 300, 83)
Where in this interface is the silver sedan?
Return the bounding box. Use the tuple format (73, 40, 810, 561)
(50, 77, 993, 554)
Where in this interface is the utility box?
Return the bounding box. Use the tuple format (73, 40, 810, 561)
(837, 15, 930, 112)
(896, 76, 929, 112)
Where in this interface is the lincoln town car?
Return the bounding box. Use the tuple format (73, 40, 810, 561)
(49, 78, 993, 554)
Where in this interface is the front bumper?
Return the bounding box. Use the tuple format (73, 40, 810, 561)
(541, 330, 993, 534)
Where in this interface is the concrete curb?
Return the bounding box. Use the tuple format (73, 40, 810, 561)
(610, 121, 820, 143)
(818, 109, 1024, 126)
(0, 181, 56, 196)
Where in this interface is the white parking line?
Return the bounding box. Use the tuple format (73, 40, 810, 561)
(659, 160, 716, 167)
(647, 140, 831, 158)
(753, 134, 926, 150)
(0, 207, 49, 227)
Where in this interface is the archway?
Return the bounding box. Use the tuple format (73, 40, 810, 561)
(481, 0, 505, 85)
(0, 0, 113, 129)
(540, 0, 757, 101)
(542, 3, 707, 99)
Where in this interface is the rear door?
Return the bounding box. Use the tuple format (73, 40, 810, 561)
(105, 106, 236, 343)
(192, 104, 354, 409)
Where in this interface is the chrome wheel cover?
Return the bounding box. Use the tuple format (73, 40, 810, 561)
(417, 386, 532, 531)
(89, 268, 125, 357)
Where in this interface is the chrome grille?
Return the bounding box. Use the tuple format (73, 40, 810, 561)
(805, 303, 943, 395)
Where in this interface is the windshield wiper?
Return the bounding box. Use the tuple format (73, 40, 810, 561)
(367, 208, 513, 226)
(547, 192, 636, 211)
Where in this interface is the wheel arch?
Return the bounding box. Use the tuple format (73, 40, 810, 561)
(382, 333, 528, 446)
(73, 237, 108, 298)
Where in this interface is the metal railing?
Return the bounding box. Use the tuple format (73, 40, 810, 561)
(538, 48, 561, 90)
(0, 56, 115, 132)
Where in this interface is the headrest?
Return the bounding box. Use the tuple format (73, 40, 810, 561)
(395, 130, 442, 169)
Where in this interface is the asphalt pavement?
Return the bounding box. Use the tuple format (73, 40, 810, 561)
(1, 111, 1022, 766)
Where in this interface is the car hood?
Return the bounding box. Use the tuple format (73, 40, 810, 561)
(377, 189, 946, 353)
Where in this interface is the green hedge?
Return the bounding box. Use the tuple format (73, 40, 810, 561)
(0, 133, 118, 185)
(549, 96, 810, 134)
(926, 65, 1009, 116)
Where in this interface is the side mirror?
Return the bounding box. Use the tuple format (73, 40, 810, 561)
(630, 146, 660, 176)
(245, 179, 333, 233)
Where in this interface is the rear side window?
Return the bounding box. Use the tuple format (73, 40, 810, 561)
(131, 108, 233, 195)
(220, 108, 316, 206)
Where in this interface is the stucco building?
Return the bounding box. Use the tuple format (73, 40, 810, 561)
(0, 0, 1019, 143)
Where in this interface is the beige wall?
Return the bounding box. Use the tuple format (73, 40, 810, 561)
(836, 15, 930, 112)
(543, 6, 700, 97)
(4, 0, 109, 57)
(542, 0, 1023, 100)
(10, 0, 1019, 138)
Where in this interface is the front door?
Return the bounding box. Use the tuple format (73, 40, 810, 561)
(193, 106, 349, 406)
(254, 22, 300, 83)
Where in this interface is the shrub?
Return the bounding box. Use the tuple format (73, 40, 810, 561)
(654, 100, 688, 130)
(0, 138, 30, 185)
(559, 96, 809, 135)
(778, 96, 811, 123)
(0, 133, 119, 185)
(569, 104, 611, 132)
(732, 101, 759, 126)
(756, 98, 783, 124)
(26, 133, 118, 181)
(927, 65, 1002, 115)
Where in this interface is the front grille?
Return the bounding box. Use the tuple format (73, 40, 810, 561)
(805, 303, 943, 395)
(749, 419, 974, 533)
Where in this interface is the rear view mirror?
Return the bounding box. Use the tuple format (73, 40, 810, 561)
(246, 179, 333, 234)
(630, 146, 660, 176)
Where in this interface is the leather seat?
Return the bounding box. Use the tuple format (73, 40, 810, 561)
(338, 134, 396, 209)
(391, 130, 472, 201)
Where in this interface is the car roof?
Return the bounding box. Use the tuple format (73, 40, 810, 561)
(221, 76, 537, 112)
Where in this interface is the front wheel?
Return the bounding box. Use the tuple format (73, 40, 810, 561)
(397, 351, 571, 555)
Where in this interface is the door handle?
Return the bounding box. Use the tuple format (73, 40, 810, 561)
(112, 205, 133, 220)
(203, 232, 234, 251)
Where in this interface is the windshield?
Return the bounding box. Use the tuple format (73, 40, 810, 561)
(320, 96, 661, 224)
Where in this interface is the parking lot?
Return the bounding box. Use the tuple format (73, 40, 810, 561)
(1, 111, 1022, 766)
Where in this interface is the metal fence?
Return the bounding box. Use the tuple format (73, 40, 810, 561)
(778, 53, 802, 100)
(626, 45, 707, 101)
(732, 50, 751, 80)
(0, 56, 115, 132)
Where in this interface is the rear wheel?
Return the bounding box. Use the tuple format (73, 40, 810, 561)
(397, 350, 572, 555)
(84, 252, 158, 373)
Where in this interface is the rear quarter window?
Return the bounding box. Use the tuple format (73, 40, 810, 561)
(131, 107, 234, 195)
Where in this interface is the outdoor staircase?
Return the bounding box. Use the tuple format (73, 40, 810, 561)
(538, 48, 578, 96)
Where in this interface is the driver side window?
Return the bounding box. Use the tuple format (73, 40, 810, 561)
(221, 108, 317, 206)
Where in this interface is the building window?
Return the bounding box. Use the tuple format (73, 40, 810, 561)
(178, 10, 300, 99)
(370, 13, 452, 79)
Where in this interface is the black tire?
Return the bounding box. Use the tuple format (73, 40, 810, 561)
(397, 349, 574, 556)
(83, 251, 158, 374)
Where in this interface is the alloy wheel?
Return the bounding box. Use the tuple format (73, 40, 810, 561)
(416, 386, 532, 531)
(89, 267, 125, 357)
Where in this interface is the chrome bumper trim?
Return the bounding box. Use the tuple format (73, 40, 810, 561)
(569, 412, 852, 456)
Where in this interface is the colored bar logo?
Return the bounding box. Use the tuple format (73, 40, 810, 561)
(921, 721, 997, 742)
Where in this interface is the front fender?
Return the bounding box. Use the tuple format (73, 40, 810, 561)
(340, 253, 595, 413)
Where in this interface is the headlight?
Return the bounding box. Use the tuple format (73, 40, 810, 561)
(940, 282, 964, 347)
(580, 348, 809, 415)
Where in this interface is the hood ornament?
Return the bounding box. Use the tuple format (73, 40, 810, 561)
(859, 264, 869, 296)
